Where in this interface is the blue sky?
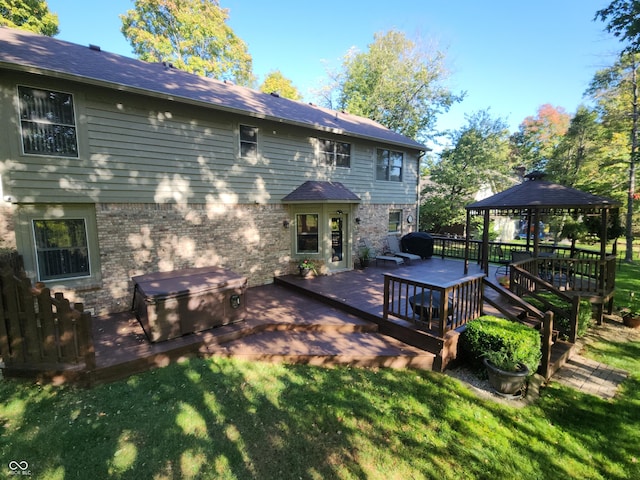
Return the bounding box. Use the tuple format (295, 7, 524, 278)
(46, 0, 621, 135)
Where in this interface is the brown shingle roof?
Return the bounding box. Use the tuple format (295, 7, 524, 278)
(466, 180, 620, 212)
(282, 181, 361, 203)
(0, 27, 426, 151)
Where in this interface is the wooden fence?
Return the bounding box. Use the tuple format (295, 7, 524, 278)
(0, 269, 95, 382)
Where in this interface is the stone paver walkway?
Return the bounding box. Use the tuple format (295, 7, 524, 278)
(552, 354, 628, 400)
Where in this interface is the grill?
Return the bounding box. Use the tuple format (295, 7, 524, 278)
(132, 266, 247, 343)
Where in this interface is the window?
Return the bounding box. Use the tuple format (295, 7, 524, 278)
(388, 210, 402, 233)
(319, 139, 351, 168)
(376, 149, 404, 182)
(18, 86, 78, 157)
(240, 125, 258, 159)
(17, 205, 101, 287)
(33, 219, 90, 280)
(296, 214, 319, 254)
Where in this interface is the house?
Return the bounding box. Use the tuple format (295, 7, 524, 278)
(0, 27, 426, 315)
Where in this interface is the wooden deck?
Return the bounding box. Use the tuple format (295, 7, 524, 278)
(2, 257, 577, 385)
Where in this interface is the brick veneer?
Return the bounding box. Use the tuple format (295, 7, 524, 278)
(0, 202, 417, 315)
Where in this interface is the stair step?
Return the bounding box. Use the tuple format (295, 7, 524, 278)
(206, 330, 435, 370)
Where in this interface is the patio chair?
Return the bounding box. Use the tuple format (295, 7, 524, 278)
(385, 235, 422, 264)
(511, 250, 532, 263)
(494, 245, 510, 277)
(362, 240, 404, 267)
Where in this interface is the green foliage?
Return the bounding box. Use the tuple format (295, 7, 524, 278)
(524, 293, 593, 339)
(0, 0, 58, 35)
(331, 29, 463, 141)
(120, 0, 253, 86)
(259, 70, 301, 101)
(420, 109, 511, 232)
(460, 315, 541, 374)
(595, 0, 640, 53)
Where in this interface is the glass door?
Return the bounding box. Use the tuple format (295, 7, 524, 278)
(330, 215, 348, 270)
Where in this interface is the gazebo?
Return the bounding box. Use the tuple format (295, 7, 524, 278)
(463, 173, 621, 326)
(464, 173, 621, 276)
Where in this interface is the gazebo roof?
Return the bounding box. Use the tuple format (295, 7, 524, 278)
(466, 180, 620, 215)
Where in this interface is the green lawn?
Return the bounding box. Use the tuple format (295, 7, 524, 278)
(1, 263, 638, 480)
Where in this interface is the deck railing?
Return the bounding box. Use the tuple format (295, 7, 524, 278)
(0, 270, 95, 380)
(383, 272, 485, 337)
(429, 235, 608, 265)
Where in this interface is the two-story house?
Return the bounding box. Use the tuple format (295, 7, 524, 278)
(0, 27, 425, 315)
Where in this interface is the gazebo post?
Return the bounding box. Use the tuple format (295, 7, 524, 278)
(464, 209, 471, 274)
(532, 208, 540, 257)
(482, 209, 490, 274)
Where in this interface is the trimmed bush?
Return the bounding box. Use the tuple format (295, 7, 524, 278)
(460, 315, 542, 375)
(524, 293, 593, 339)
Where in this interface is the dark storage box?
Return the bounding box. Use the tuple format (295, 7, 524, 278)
(132, 266, 247, 342)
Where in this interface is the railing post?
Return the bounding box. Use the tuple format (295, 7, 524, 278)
(569, 296, 580, 342)
(541, 310, 554, 380)
(77, 309, 96, 375)
(383, 275, 390, 320)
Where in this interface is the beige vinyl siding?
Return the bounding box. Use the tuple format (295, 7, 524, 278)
(1, 77, 419, 206)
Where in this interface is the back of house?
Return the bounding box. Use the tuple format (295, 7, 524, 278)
(0, 27, 425, 315)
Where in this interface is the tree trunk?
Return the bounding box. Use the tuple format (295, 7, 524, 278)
(626, 55, 638, 262)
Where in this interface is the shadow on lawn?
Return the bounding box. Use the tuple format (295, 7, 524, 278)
(1, 355, 639, 479)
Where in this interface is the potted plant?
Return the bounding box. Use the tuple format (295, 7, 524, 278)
(621, 291, 640, 329)
(297, 259, 317, 278)
(461, 316, 541, 398)
(358, 246, 372, 269)
(482, 347, 530, 397)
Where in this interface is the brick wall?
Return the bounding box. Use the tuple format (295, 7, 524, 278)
(353, 203, 417, 256)
(80, 202, 292, 314)
(0, 201, 416, 315)
(0, 203, 16, 249)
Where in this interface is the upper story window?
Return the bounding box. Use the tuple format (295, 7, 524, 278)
(319, 139, 351, 168)
(376, 149, 403, 182)
(18, 86, 78, 157)
(240, 124, 258, 159)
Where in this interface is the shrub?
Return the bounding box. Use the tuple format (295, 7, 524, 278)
(460, 315, 541, 375)
(524, 292, 592, 339)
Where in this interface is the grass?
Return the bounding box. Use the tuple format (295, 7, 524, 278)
(1, 351, 639, 479)
(0, 261, 638, 479)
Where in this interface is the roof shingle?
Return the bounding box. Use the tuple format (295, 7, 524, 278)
(0, 27, 425, 151)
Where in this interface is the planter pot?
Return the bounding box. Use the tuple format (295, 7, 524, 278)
(623, 314, 640, 329)
(483, 357, 529, 398)
(299, 268, 314, 278)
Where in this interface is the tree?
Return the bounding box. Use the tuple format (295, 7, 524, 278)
(0, 0, 58, 36)
(595, 0, 640, 53)
(595, 0, 640, 262)
(546, 106, 613, 193)
(420, 110, 511, 232)
(120, 0, 253, 86)
(510, 104, 570, 172)
(329, 30, 462, 142)
(259, 70, 301, 101)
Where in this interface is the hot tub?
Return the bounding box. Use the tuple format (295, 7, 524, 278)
(132, 266, 247, 342)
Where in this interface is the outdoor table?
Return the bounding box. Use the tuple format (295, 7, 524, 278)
(408, 290, 453, 321)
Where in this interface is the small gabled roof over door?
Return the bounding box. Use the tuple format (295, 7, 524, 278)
(281, 181, 361, 204)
